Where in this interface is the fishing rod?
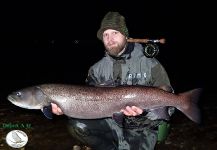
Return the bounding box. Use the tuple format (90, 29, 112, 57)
(127, 38, 166, 58)
(127, 38, 166, 44)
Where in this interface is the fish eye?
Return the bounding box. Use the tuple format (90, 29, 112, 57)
(16, 92, 22, 97)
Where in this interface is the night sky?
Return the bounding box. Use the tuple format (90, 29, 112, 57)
(0, 1, 216, 102)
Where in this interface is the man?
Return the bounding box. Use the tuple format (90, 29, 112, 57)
(52, 11, 174, 150)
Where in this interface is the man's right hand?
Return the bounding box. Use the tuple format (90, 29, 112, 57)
(51, 103, 64, 115)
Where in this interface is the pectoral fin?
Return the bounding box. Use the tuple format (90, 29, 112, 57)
(41, 104, 53, 119)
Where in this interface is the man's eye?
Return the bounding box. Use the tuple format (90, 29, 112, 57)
(103, 34, 108, 37)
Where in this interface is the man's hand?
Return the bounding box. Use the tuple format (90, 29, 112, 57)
(120, 106, 143, 116)
(51, 103, 64, 115)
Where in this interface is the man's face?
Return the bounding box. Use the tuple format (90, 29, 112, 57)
(103, 29, 127, 57)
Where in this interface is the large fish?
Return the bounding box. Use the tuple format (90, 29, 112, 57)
(7, 84, 202, 123)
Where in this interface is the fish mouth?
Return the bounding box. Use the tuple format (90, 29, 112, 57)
(7, 95, 42, 110)
(7, 95, 20, 106)
(7, 95, 29, 109)
(7, 95, 15, 102)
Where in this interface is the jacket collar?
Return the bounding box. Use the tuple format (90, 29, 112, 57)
(106, 42, 135, 61)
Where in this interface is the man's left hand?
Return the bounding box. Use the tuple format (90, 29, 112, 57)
(120, 106, 143, 116)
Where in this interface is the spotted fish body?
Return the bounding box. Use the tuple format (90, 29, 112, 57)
(7, 84, 202, 123)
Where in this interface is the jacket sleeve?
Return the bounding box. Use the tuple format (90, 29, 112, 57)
(85, 67, 99, 86)
(151, 63, 173, 92)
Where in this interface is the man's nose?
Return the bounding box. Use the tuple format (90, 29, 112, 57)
(107, 34, 114, 42)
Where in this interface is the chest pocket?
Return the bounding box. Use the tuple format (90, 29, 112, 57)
(121, 59, 152, 86)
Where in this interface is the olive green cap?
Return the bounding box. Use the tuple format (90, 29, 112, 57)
(97, 11, 129, 40)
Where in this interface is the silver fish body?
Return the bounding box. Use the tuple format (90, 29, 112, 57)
(7, 84, 202, 123)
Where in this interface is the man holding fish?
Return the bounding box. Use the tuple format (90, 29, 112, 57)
(52, 11, 175, 150)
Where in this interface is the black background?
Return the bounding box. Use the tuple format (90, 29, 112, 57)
(0, 1, 216, 101)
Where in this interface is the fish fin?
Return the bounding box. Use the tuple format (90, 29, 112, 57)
(178, 88, 203, 124)
(42, 104, 53, 119)
(148, 107, 171, 120)
(112, 112, 124, 127)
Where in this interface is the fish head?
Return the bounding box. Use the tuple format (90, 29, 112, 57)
(7, 86, 46, 109)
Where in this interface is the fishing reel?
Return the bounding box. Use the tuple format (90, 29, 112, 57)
(143, 43, 159, 58)
(127, 38, 165, 58)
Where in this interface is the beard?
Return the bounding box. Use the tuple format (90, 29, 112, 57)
(104, 40, 127, 57)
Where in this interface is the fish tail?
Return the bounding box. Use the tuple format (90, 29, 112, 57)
(178, 88, 203, 124)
